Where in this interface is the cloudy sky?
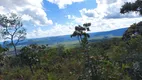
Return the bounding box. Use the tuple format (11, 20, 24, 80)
(0, 0, 142, 39)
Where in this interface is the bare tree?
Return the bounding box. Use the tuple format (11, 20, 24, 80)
(0, 13, 26, 56)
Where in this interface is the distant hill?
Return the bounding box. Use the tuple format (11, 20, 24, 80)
(16, 28, 127, 46)
(0, 28, 127, 47)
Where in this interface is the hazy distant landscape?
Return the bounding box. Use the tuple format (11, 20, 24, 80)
(15, 28, 127, 47)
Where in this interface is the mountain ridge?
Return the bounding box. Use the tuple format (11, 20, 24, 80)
(16, 27, 127, 46)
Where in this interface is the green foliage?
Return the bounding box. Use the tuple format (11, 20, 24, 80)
(3, 67, 32, 80)
(19, 44, 48, 74)
(1, 32, 142, 80)
(0, 27, 140, 80)
(120, 0, 142, 15)
(122, 21, 142, 40)
(71, 23, 91, 45)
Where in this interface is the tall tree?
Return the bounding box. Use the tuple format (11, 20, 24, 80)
(120, 1, 142, 79)
(0, 13, 26, 56)
(71, 23, 97, 80)
(120, 0, 142, 15)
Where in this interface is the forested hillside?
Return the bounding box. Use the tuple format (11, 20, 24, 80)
(0, 0, 142, 80)
(0, 32, 142, 80)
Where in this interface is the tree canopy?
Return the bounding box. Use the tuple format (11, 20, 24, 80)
(120, 0, 142, 15)
(71, 23, 91, 44)
(122, 21, 142, 40)
(0, 13, 26, 55)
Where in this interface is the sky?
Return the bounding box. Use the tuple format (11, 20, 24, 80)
(0, 0, 142, 39)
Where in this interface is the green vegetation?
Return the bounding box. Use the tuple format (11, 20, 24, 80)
(0, 21, 141, 79)
(0, 34, 142, 80)
(0, 1, 142, 80)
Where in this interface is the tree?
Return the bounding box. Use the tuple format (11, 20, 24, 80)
(120, 0, 142, 15)
(0, 13, 26, 56)
(71, 23, 97, 80)
(120, 0, 142, 41)
(122, 22, 142, 40)
(71, 23, 90, 45)
(19, 44, 48, 74)
(20, 44, 39, 74)
(120, 2, 142, 79)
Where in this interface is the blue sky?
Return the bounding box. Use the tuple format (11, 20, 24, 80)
(40, 0, 97, 30)
(44, 0, 97, 24)
(0, 0, 142, 38)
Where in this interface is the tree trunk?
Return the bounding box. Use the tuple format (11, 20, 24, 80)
(77, 36, 81, 44)
(29, 64, 34, 75)
(11, 36, 17, 56)
(85, 47, 91, 79)
(13, 44, 17, 56)
(85, 42, 95, 80)
(78, 34, 95, 79)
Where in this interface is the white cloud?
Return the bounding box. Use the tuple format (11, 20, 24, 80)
(47, 0, 84, 9)
(27, 16, 142, 39)
(89, 18, 142, 33)
(67, 0, 142, 32)
(80, 0, 140, 19)
(0, 0, 53, 26)
(27, 23, 76, 38)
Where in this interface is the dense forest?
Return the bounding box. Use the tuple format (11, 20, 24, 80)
(0, 0, 142, 80)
